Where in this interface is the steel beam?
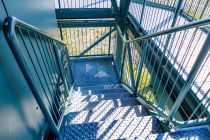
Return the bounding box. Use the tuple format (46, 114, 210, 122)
(56, 8, 115, 19)
(58, 20, 115, 28)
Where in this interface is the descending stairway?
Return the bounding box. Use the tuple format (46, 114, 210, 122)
(61, 56, 210, 139)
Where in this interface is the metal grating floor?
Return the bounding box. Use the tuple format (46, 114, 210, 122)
(61, 56, 210, 140)
(63, 116, 161, 140)
(70, 56, 120, 86)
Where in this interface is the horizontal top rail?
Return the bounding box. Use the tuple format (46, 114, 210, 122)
(116, 17, 210, 43)
(4, 16, 65, 45)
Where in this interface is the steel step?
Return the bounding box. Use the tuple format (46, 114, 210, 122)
(70, 91, 135, 105)
(73, 88, 127, 96)
(66, 105, 147, 124)
(141, 126, 210, 140)
(63, 116, 162, 140)
(68, 98, 140, 112)
(75, 84, 123, 91)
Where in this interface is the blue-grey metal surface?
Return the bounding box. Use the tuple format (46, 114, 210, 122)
(3, 0, 60, 38)
(63, 116, 161, 139)
(0, 3, 45, 139)
(66, 105, 147, 124)
(56, 8, 115, 19)
(75, 83, 123, 91)
(74, 87, 127, 95)
(145, 126, 210, 140)
(3, 17, 70, 137)
(71, 91, 135, 104)
(70, 56, 120, 86)
(69, 98, 140, 112)
(57, 20, 115, 28)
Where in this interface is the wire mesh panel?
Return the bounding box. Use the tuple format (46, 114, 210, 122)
(54, 0, 112, 9)
(59, 22, 116, 56)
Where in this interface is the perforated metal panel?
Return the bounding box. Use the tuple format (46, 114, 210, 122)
(66, 105, 147, 124)
(144, 126, 210, 140)
(71, 91, 135, 105)
(63, 116, 162, 139)
(75, 84, 123, 91)
(68, 98, 140, 112)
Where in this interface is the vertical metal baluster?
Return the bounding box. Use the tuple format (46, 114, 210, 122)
(45, 38, 64, 115)
(18, 28, 59, 121)
(166, 33, 210, 122)
(27, 31, 61, 117)
(139, 0, 146, 26)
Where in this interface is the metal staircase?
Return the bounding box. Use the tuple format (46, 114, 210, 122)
(61, 56, 209, 139)
(1, 0, 210, 139)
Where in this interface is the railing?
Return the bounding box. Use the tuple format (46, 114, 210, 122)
(54, 0, 210, 129)
(129, 0, 209, 34)
(3, 17, 72, 137)
(58, 20, 117, 57)
(116, 17, 210, 128)
(54, 0, 112, 9)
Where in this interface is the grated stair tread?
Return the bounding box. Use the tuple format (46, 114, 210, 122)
(75, 83, 123, 91)
(66, 105, 147, 124)
(73, 88, 127, 95)
(63, 116, 162, 140)
(140, 126, 210, 140)
(68, 98, 140, 112)
(70, 91, 135, 105)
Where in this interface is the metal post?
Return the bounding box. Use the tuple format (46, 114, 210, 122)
(120, 0, 131, 33)
(58, 0, 61, 9)
(59, 28, 63, 40)
(171, 0, 184, 27)
(116, 0, 131, 79)
(108, 26, 112, 55)
(166, 33, 210, 121)
(163, 0, 184, 53)
(139, 0, 147, 26)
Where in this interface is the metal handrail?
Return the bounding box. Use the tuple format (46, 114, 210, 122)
(115, 17, 210, 44)
(116, 16, 210, 127)
(3, 16, 68, 137)
(125, 17, 210, 43)
(4, 17, 65, 44)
